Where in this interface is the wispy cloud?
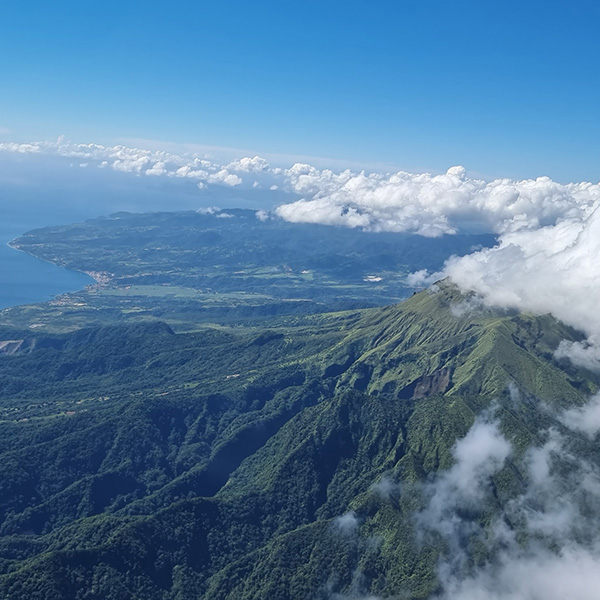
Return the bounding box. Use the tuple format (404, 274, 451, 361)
(415, 407, 600, 600)
(416, 414, 511, 567)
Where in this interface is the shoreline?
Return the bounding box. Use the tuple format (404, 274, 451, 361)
(7, 238, 105, 283)
(1, 238, 97, 310)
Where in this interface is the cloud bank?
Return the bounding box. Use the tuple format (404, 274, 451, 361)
(3, 138, 600, 239)
(277, 163, 600, 237)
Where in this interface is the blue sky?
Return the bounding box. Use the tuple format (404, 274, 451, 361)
(2, 0, 600, 181)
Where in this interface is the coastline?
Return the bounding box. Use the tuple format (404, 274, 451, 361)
(1, 238, 96, 310)
(7, 238, 105, 283)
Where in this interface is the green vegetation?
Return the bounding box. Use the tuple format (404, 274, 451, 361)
(0, 278, 596, 599)
(5, 209, 496, 332)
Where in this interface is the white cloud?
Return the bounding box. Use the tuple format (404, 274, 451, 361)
(441, 546, 600, 600)
(561, 393, 600, 439)
(3, 138, 600, 240)
(370, 475, 401, 499)
(332, 511, 360, 535)
(226, 155, 269, 172)
(209, 169, 241, 187)
(196, 206, 220, 215)
(277, 197, 372, 229)
(0, 139, 248, 189)
(276, 164, 600, 237)
(449, 296, 486, 318)
(431, 418, 511, 509)
(442, 203, 600, 363)
(0, 141, 41, 154)
(417, 416, 511, 549)
(555, 339, 600, 372)
(418, 417, 600, 600)
(406, 269, 438, 288)
(146, 161, 167, 176)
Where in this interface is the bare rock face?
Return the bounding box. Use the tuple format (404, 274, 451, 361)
(412, 367, 452, 399)
(0, 339, 25, 355)
(397, 367, 453, 400)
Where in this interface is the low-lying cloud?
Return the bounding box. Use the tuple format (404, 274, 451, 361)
(416, 415, 511, 572)
(332, 511, 360, 535)
(416, 400, 600, 600)
(561, 393, 600, 439)
(417, 417, 510, 531)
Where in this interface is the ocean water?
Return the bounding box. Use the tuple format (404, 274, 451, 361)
(0, 157, 202, 310)
(0, 243, 93, 310)
(0, 213, 94, 310)
(0, 170, 125, 310)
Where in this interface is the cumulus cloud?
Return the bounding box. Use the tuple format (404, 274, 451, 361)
(441, 202, 600, 367)
(145, 161, 167, 176)
(3, 138, 600, 241)
(276, 164, 600, 237)
(0, 139, 247, 189)
(0, 141, 41, 154)
(226, 155, 269, 172)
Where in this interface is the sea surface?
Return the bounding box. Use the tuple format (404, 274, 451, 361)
(0, 212, 93, 310)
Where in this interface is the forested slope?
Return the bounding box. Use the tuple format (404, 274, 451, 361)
(0, 283, 596, 599)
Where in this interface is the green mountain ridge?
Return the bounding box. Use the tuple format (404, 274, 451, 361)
(0, 282, 597, 599)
